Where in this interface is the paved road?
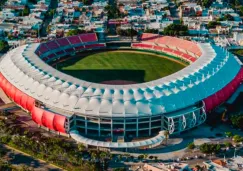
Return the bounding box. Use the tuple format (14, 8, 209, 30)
(40, 0, 58, 37)
(1, 144, 63, 171)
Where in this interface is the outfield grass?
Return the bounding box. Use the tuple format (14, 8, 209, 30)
(57, 50, 185, 83)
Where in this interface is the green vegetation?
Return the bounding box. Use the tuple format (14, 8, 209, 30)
(0, 40, 9, 53)
(231, 49, 243, 56)
(217, 14, 234, 21)
(239, 6, 243, 16)
(0, 113, 98, 170)
(116, 28, 138, 37)
(105, 1, 121, 19)
(57, 51, 185, 83)
(78, 0, 92, 5)
(144, 29, 159, 34)
(230, 114, 243, 129)
(0, 0, 7, 11)
(225, 131, 233, 138)
(196, 0, 213, 8)
(66, 29, 87, 36)
(207, 21, 221, 29)
(187, 142, 196, 149)
(163, 24, 188, 36)
(228, 0, 241, 8)
(233, 135, 243, 143)
(18, 5, 30, 16)
(199, 143, 221, 154)
(224, 142, 232, 148)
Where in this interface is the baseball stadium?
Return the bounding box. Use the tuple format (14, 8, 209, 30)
(0, 33, 242, 149)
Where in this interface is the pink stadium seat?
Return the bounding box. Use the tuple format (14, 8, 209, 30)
(132, 43, 153, 49)
(153, 46, 164, 51)
(67, 36, 82, 44)
(42, 57, 48, 61)
(141, 33, 160, 43)
(141, 34, 202, 57)
(56, 38, 70, 46)
(47, 53, 56, 59)
(56, 50, 65, 55)
(38, 44, 49, 53)
(85, 44, 105, 49)
(75, 45, 85, 50)
(79, 33, 97, 43)
(65, 48, 74, 53)
(45, 41, 59, 49)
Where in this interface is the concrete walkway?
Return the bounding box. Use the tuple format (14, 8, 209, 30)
(111, 137, 193, 160)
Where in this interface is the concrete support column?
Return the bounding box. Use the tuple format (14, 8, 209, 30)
(136, 118, 139, 137)
(124, 119, 126, 137)
(149, 117, 151, 136)
(98, 118, 101, 136)
(178, 116, 182, 132)
(161, 115, 164, 130)
(74, 115, 77, 129)
(85, 116, 87, 135)
(111, 119, 113, 139)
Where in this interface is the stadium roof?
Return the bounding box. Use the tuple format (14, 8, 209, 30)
(0, 42, 241, 117)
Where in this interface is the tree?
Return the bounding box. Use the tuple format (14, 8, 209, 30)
(163, 24, 188, 36)
(225, 132, 233, 138)
(22, 5, 30, 16)
(138, 155, 144, 160)
(104, 3, 120, 19)
(233, 135, 243, 143)
(149, 156, 154, 160)
(199, 143, 221, 154)
(230, 114, 243, 129)
(224, 142, 232, 148)
(207, 21, 221, 29)
(143, 154, 148, 159)
(154, 156, 158, 161)
(144, 29, 158, 34)
(113, 168, 126, 171)
(239, 6, 243, 16)
(78, 143, 86, 152)
(197, 0, 213, 8)
(187, 142, 196, 149)
(66, 29, 87, 36)
(164, 130, 169, 145)
(0, 40, 9, 53)
(78, 0, 92, 5)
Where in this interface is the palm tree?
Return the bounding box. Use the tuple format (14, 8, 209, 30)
(77, 143, 86, 152)
(90, 151, 98, 162)
(164, 130, 170, 145)
(143, 153, 148, 160)
(100, 151, 107, 162)
(154, 156, 158, 162)
(149, 156, 154, 160)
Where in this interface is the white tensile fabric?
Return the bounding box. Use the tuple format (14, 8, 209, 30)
(0, 43, 241, 117)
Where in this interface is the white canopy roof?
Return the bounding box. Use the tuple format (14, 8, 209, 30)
(0, 42, 241, 117)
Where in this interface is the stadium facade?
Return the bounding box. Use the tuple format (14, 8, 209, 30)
(0, 33, 242, 149)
